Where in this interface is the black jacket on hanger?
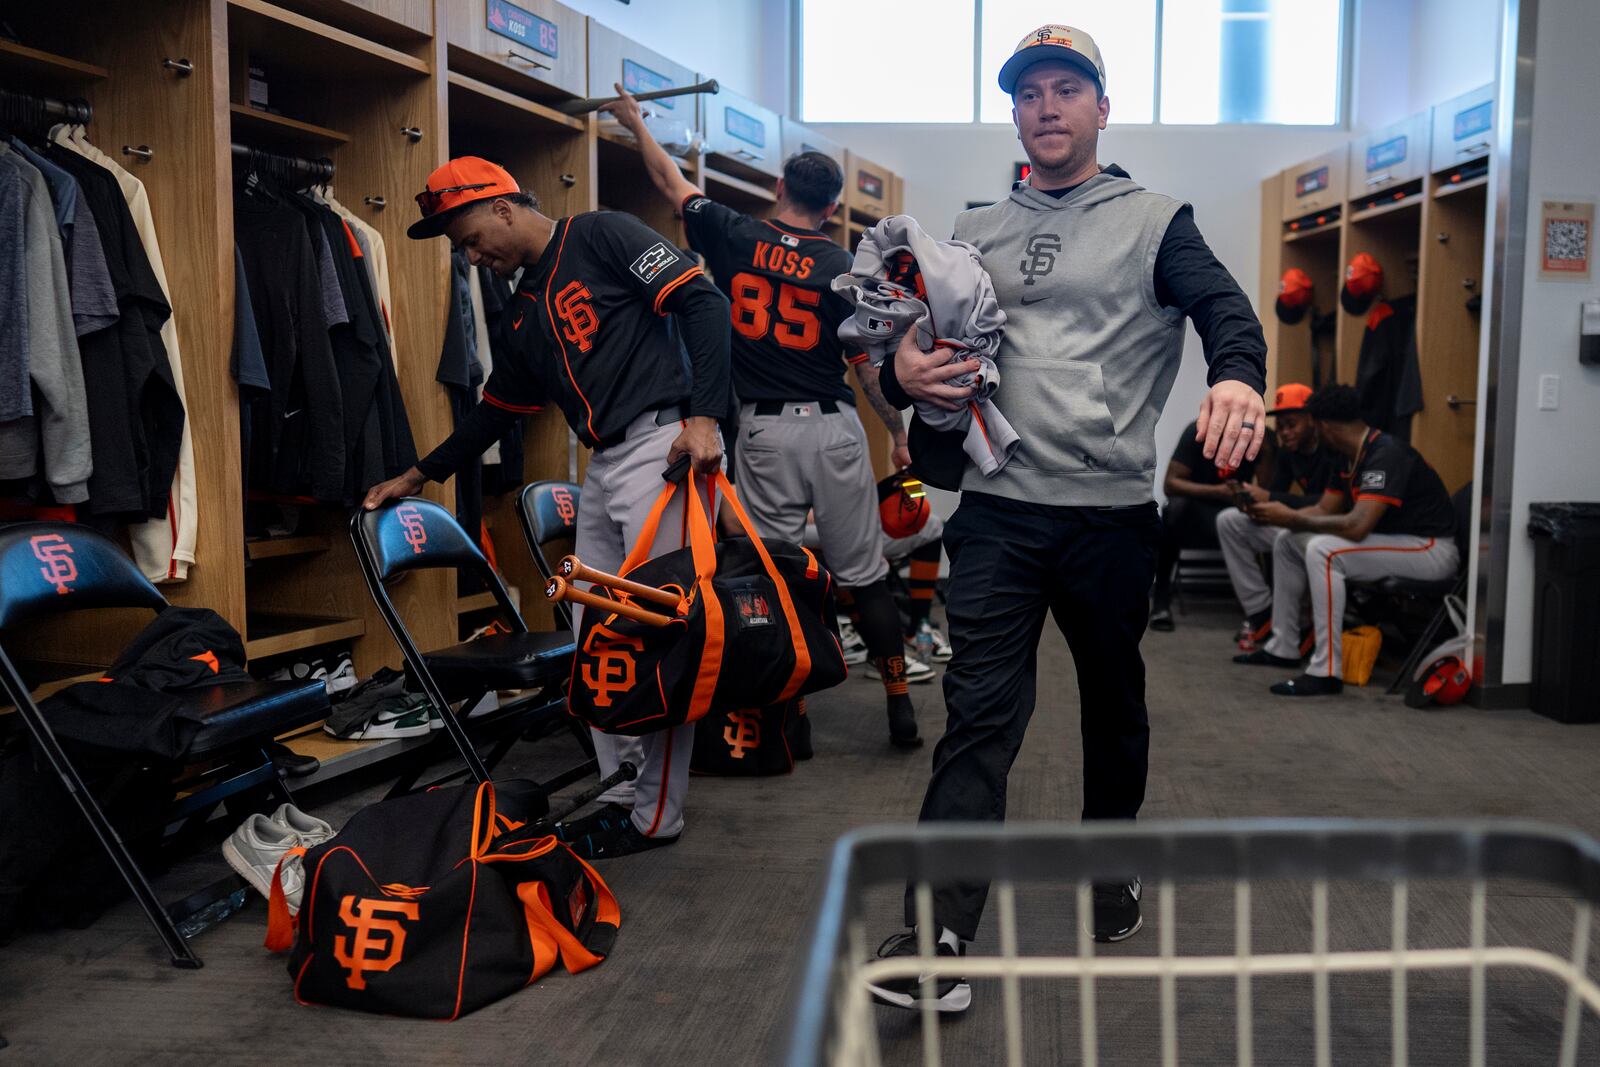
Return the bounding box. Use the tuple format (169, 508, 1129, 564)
(1355, 293, 1424, 442)
(45, 145, 184, 519)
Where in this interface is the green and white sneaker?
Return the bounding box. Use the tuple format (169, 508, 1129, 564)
(324, 694, 433, 739)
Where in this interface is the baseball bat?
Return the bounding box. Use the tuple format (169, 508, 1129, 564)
(559, 77, 719, 115)
(558, 555, 680, 609)
(546, 576, 671, 628)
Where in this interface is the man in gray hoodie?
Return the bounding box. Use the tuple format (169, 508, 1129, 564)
(866, 24, 1268, 1014)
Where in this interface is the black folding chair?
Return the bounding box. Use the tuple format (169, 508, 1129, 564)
(0, 523, 328, 968)
(350, 499, 591, 803)
(515, 480, 581, 631)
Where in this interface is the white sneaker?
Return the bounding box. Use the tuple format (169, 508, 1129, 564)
(866, 653, 936, 685)
(323, 652, 357, 695)
(905, 620, 953, 663)
(268, 803, 335, 847)
(837, 615, 868, 665)
(222, 814, 308, 912)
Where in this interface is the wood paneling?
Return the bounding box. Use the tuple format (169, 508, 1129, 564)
(1414, 183, 1487, 491)
(447, 0, 586, 100)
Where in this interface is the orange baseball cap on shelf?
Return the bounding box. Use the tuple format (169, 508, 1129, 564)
(1340, 252, 1383, 314)
(998, 24, 1107, 94)
(407, 156, 521, 239)
(1267, 382, 1314, 416)
(1274, 267, 1314, 324)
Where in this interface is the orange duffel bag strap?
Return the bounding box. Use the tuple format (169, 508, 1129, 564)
(264, 845, 309, 952)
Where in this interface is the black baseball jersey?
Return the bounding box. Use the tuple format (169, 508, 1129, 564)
(480, 211, 727, 449)
(1268, 444, 1338, 509)
(679, 193, 859, 405)
(1329, 429, 1455, 537)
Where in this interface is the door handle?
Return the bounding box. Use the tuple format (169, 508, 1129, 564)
(506, 48, 552, 72)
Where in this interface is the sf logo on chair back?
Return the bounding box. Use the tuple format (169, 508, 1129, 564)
(396, 504, 428, 555)
(333, 896, 419, 990)
(30, 534, 77, 596)
(550, 487, 576, 527)
(580, 621, 643, 707)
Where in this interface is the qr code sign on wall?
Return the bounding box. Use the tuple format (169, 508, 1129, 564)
(1540, 200, 1594, 279)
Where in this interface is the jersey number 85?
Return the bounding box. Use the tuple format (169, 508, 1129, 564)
(729, 272, 822, 351)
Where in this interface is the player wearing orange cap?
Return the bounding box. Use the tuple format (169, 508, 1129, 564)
(364, 157, 733, 859)
(1215, 383, 1338, 650)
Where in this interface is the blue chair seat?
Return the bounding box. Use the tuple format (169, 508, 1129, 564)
(421, 631, 575, 697)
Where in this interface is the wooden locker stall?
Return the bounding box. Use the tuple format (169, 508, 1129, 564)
(699, 82, 781, 216)
(1413, 85, 1493, 492)
(442, 0, 595, 631)
(0, 0, 242, 683)
(223, 0, 454, 677)
(1259, 168, 1344, 397)
(586, 20, 701, 246)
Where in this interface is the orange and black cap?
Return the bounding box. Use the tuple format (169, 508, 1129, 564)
(1340, 252, 1383, 315)
(407, 156, 521, 239)
(1267, 382, 1314, 416)
(1274, 267, 1314, 324)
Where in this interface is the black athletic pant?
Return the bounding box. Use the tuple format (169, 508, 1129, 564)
(1151, 496, 1225, 606)
(905, 494, 1160, 941)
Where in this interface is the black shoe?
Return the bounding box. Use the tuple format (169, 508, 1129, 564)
(1092, 879, 1144, 943)
(1270, 673, 1345, 697)
(1233, 649, 1302, 668)
(865, 932, 971, 1013)
(568, 817, 680, 861)
(266, 741, 320, 779)
(555, 801, 632, 844)
(887, 695, 923, 749)
(1149, 607, 1174, 632)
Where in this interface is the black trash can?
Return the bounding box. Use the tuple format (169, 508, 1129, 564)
(1528, 502, 1600, 724)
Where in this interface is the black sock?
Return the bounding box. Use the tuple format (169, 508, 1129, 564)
(850, 579, 910, 701)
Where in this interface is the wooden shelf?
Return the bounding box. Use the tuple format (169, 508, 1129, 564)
(227, 0, 429, 80)
(1283, 222, 1342, 244)
(457, 591, 498, 613)
(1350, 192, 1426, 224)
(0, 39, 108, 89)
(446, 71, 584, 134)
(245, 612, 363, 661)
(246, 534, 333, 561)
(703, 166, 776, 204)
(229, 103, 350, 147)
(1433, 174, 1489, 200)
(847, 219, 868, 235)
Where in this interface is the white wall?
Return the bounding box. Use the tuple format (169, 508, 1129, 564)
(562, 0, 790, 112)
(1496, 0, 1600, 684)
(1406, 0, 1502, 117)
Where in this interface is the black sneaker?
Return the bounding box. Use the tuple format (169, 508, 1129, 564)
(555, 802, 633, 844)
(865, 932, 971, 1013)
(1270, 673, 1345, 697)
(568, 818, 679, 861)
(1092, 878, 1143, 943)
(887, 695, 922, 749)
(1233, 648, 1302, 668)
(1148, 607, 1175, 632)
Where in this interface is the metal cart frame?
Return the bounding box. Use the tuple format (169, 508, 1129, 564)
(787, 820, 1600, 1067)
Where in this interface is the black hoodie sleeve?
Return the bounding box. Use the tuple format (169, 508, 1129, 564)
(1153, 206, 1267, 394)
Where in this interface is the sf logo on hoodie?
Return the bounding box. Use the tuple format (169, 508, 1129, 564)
(1020, 233, 1061, 285)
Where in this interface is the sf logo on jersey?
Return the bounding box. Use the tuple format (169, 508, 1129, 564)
(1021, 233, 1061, 285)
(555, 281, 599, 352)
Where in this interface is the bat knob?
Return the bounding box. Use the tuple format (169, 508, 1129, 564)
(546, 577, 563, 599)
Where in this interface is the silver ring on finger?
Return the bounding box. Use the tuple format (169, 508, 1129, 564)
(1240, 421, 1257, 430)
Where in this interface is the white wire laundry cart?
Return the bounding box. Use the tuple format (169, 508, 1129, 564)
(786, 820, 1600, 1067)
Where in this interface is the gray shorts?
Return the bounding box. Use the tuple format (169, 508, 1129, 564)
(734, 401, 888, 588)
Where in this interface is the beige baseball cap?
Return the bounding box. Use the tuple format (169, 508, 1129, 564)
(998, 24, 1107, 95)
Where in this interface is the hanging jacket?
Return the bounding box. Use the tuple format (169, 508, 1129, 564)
(833, 215, 1018, 477)
(1355, 293, 1423, 442)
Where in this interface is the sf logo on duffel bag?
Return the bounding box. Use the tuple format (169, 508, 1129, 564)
(334, 896, 419, 990)
(581, 622, 644, 707)
(723, 709, 762, 759)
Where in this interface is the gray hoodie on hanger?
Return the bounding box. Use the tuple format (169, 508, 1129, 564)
(833, 215, 1020, 476)
(951, 172, 1188, 505)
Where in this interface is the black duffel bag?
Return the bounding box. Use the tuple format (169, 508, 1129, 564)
(567, 471, 847, 735)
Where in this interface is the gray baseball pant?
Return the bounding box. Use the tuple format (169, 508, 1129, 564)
(572, 409, 720, 839)
(1263, 531, 1460, 678)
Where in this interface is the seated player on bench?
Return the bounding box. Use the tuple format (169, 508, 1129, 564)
(1231, 384, 1458, 696)
(1215, 383, 1338, 651)
(1148, 419, 1257, 631)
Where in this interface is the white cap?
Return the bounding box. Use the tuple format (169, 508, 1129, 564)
(998, 24, 1106, 95)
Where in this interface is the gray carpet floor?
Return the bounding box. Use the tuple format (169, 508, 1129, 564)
(2, 598, 1597, 1065)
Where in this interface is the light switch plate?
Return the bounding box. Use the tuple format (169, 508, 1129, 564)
(1538, 374, 1560, 410)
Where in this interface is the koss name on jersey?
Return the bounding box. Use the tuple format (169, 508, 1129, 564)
(752, 241, 814, 280)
